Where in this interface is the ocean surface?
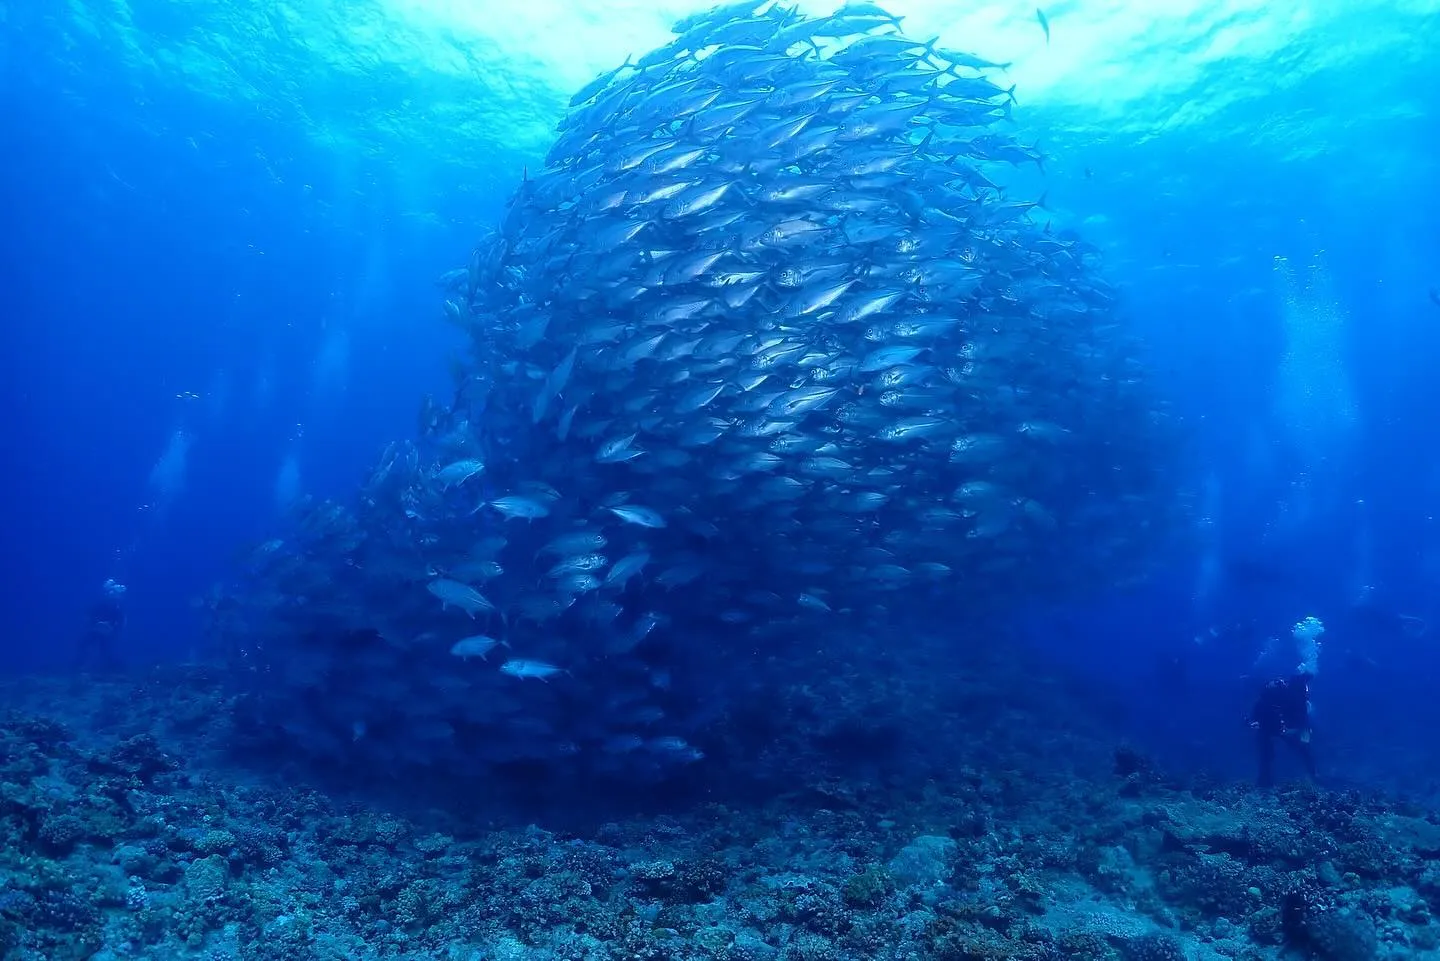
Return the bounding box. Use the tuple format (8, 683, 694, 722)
(2, 1, 1440, 959)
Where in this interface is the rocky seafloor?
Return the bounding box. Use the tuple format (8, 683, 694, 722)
(2, 665, 1438, 961)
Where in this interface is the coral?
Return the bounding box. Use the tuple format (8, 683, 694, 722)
(36, 812, 86, 854)
(888, 835, 957, 889)
(91, 733, 180, 783)
(1121, 933, 1186, 961)
(0, 659, 1435, 961)
(842, 866, 892, 907)
(1306, 907, 1379, 961)
(183, 854, 229, 901)
(1154, 851, 1257, 919)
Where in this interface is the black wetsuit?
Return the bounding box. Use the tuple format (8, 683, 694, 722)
(1249, 673, 1316, 787)
(76, 597, 125, 671)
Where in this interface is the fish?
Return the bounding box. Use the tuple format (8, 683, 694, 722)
(596, 434, 645, 464)
(434, 458, 485, 488)
(647, 737, 703, 762)
(426, 579, 495, 617)
(449, 635, 507, 660)
(605, 550, 652, 588)
(605, 504, 667, 528)
(499, 659, 567, 681)
(1036, 7, 1050, 44)
(488, 495, 551, 521)
(547, 553, 607, 578)
(860, 346, 925, 372)
(770, 386, 841, 419)
(540, 531, 608, 556)
(230, 0, 1175, 786)
(569, 55, 635, 108)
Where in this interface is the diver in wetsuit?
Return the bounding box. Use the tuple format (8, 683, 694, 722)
(1248, 672, 1317, 787)
(76, 579, 127, 672)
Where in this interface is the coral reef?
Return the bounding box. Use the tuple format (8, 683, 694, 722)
(1, 668, 1435, 960)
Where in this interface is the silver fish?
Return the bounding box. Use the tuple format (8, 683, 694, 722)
(489, 495, 551, 521)
(426, 579, 495, 617)
(499, 659, 566, 681)
(450, 635, 507, 660)
(606, 504, 667, 528)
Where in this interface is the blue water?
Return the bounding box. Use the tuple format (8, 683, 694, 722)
(3, 0, 1439, 790)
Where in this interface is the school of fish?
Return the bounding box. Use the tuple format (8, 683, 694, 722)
(221, 0, 1176, 782)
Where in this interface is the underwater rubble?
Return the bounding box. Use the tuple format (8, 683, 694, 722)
(215, 0, 1178, 784)
(3, 669, 1438, 961)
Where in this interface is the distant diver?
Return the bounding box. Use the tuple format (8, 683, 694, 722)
(76, 579, 127, 672)
(1247, 671, 1318, 788)
(1429, 287, 1439, 308)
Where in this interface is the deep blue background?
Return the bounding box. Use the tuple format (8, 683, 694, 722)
(2, 1, 1438, 793)
(1, 77, 475, 671)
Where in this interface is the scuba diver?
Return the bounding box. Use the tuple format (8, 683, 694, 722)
(76, 579, 127, 672)
(1248, 671, 1317, 787)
